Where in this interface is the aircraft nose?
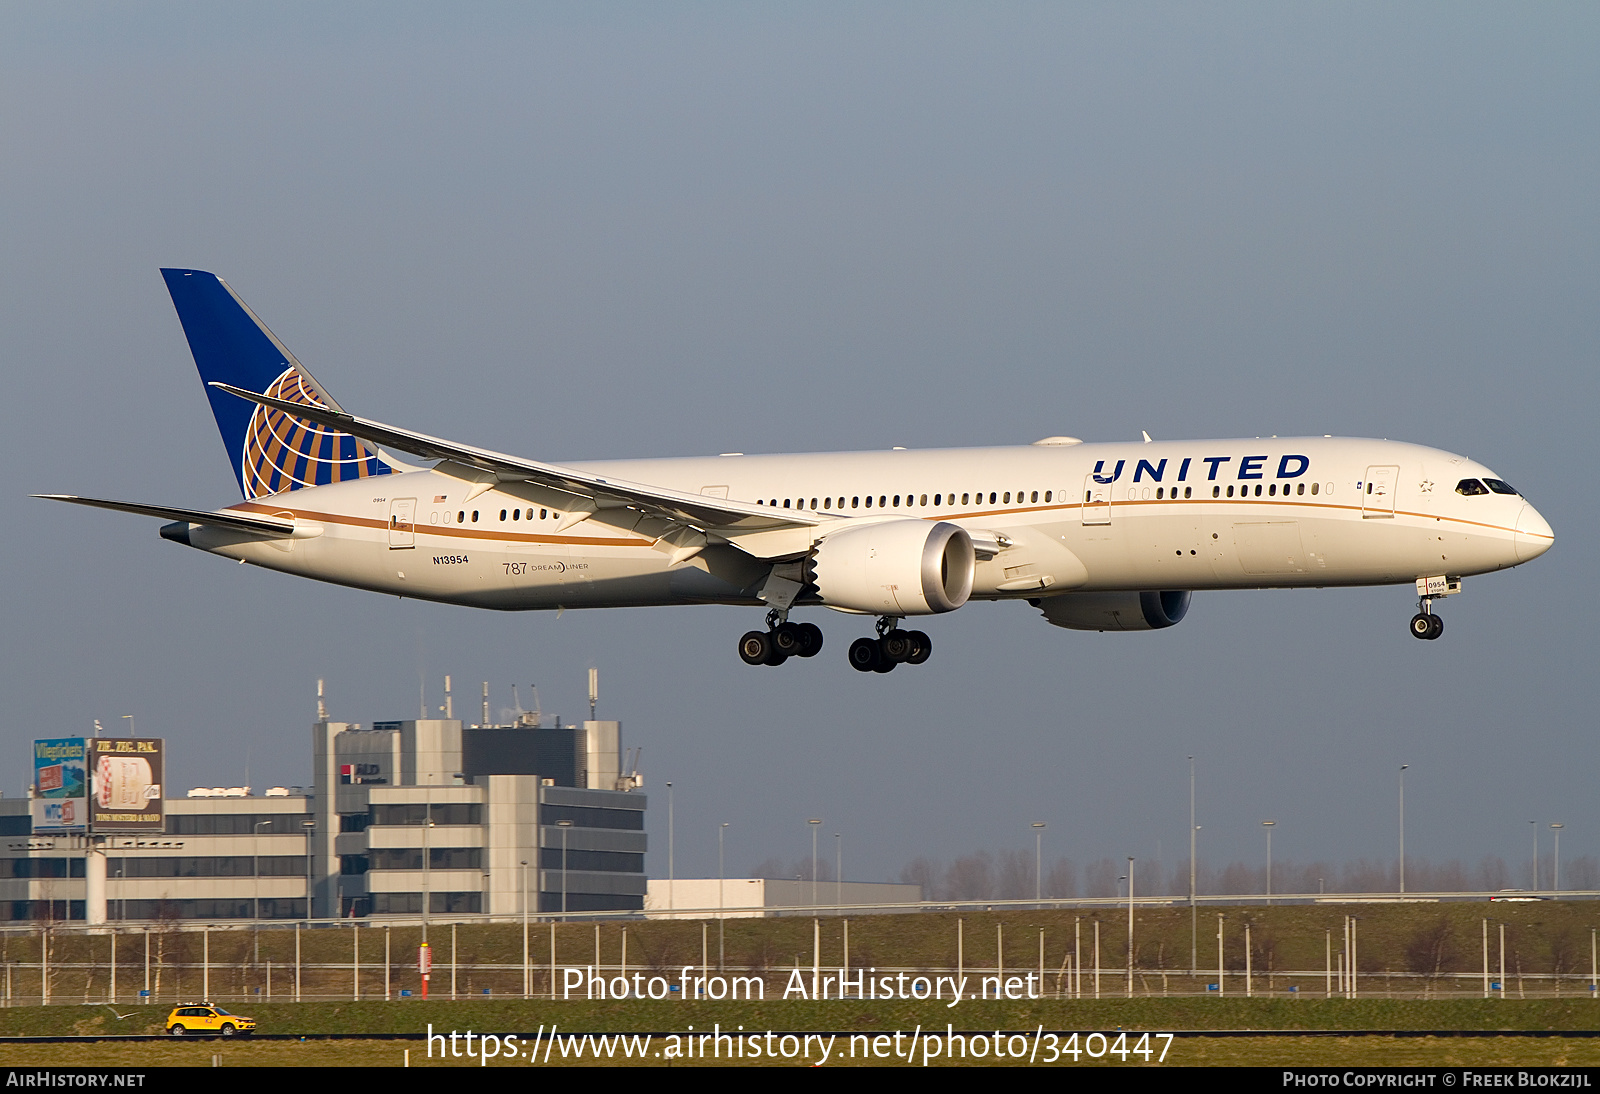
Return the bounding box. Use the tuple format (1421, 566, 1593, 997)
(1514, 503, 1554, 563)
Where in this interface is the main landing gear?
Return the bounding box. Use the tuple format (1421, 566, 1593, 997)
(738, 609, 824, 666)
(847, 617, 932, 673)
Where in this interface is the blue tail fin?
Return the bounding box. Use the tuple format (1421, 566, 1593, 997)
(161, 268, 392, 499)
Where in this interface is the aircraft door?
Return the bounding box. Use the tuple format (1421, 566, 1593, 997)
(1082, 474, 1111, 526)
(388, 498, 416, 548)
(1362, 466, 1398, 519)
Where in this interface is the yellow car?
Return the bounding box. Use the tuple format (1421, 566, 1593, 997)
(165, 1003, 257, 1037)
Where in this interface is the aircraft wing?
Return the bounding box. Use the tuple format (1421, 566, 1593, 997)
(33, 494, 296, 536)
(208, 382, 833, 558)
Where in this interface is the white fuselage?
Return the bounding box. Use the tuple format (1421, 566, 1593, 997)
(189, 436, 1552, 613)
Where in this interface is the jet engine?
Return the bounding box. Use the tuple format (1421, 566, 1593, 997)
(1037, 590, 1192, 631)
(810, 520, 974, 616)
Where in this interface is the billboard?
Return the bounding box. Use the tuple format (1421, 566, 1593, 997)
(89, 737, 165, 832)
(32, 738, 89, 833)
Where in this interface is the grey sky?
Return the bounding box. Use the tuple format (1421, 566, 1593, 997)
(3, 3, 1595, 887)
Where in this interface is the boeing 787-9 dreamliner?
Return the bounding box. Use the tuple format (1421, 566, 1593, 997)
(37, 270, 1554, 672)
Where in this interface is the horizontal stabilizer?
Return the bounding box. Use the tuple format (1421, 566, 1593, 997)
(32, 495, 296, 536)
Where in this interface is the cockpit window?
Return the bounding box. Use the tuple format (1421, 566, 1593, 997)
(1455, 479, 1490, 496)
(1483, 478, 1519, 496)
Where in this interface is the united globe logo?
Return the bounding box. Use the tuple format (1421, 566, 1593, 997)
(241, 366, 391, 498)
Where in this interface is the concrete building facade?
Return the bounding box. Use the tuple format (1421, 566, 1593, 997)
(1, 714, 645, 923)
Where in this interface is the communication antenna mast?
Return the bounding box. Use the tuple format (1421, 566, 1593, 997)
(588, 668, 599, 721)
(481, 681, 489, 727)
(443, 675, 453, 720)
(317, 678, 328, 722)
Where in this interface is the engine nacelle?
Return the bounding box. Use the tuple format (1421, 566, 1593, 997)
(811, 520, 975, 616)
(1038, 590, 1192, 631)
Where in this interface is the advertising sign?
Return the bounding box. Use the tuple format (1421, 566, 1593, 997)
(32, 738, 88, 833)
(89, 737, 165, 832)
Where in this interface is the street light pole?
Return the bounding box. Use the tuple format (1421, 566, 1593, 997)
(557, 820, 573, 916)
(666, 782, 674, 914)
(808, 819, 822, 910)
(1033, 823, 1046, 903)
(1189, 757, 1197, 973)
(1126, 856, 1135, 998)
(422, 814, 434, 942)
(1399, 765, 1408, 894)
(834, 833, 842, 916)
(301, 819, 315, 922)
(1262, 821, 1275, 905)
(253, 819, 271, 924)
(1552, 824, 1564, 893)
(1531, 820, 1538, 890)
(718, 823, 729, 970)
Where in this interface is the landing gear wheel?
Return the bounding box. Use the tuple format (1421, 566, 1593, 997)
(795, 622, 824, 657)
(739, 630, 773, 665)
(1426, 614, 1444, 640)
(771, 623, 804, 657)
(848, 637, 881, 672)
(1409, 614, 1434, 640)
(906, 630, 932, 665)
(871, 647, 897, 673)
(880, 629, 913, 663)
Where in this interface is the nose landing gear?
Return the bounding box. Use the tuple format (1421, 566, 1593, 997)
(737, 610, 824, 666)
(847, 617, 933, 673)
(1408, 576, 1460, 641)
